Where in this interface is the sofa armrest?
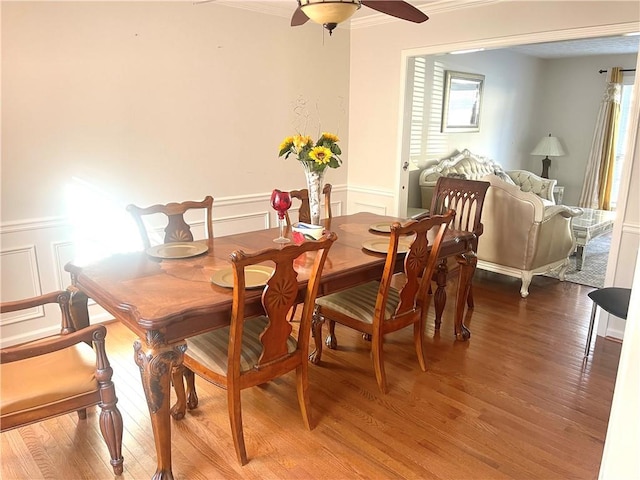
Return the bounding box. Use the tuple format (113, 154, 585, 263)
(543, 205, 583, 221)
(507, 170, 557, 203)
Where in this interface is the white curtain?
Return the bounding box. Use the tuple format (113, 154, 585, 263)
(578, 67, 622, 210)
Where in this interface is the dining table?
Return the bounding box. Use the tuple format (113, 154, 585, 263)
(65, 212, 478, 480)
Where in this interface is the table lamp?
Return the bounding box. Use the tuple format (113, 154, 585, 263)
(531, 133, 566, 178)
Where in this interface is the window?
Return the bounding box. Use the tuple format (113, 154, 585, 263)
(610, 78, 634, 209)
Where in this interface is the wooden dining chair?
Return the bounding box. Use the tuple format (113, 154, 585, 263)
(126, 195, 214, 249)
(0, 290, 124, 475)
(284, 185, 333, 322)
(429, 177, 490, 329)
(285, 184, 332, 226)
(171, 232, 337, 465)
(315, 210, 454, 393)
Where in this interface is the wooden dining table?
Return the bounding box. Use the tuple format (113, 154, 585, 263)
(65, 212, 477, 480)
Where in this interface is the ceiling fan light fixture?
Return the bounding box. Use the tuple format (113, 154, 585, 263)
(299, 0, 360, 33)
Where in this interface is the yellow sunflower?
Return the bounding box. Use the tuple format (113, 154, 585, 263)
(309, 146, 333, 165)
(293, 134, 312, 153)
(320, 132, 339, 143)
(279, 136, 294, 152)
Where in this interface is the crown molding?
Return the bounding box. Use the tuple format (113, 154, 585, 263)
(212, 0, 497, 27)
(214, 0, 292, 19)
(401, 22, 640, 57)
(350, 0, 500, 29)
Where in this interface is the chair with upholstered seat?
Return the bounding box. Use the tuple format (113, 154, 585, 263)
(126, 196, 214, 416)
(315, 210, 454, 393)
(0, 290, 124, 475)
(419, 149, 582, 297)
(284, 185, 332, 322)
(585, 287, 631, 357)
(429, 177, 490, 329)
(171, 232, 337, 465)
(126, 196, 214, 249)
(285, 184, 332, 226)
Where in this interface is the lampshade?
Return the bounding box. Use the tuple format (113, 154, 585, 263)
(531, 134, 566, 157)
(300, 0, 360, 29)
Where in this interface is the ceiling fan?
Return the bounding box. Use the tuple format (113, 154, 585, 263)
(291, 0, 429, 35)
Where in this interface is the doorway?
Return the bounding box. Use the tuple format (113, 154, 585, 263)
(396, 29, 639, 343)
(399, 38, 638, 217)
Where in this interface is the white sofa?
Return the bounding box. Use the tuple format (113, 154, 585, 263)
(419, 149, 557, 209)
(419, 149, 583, 297)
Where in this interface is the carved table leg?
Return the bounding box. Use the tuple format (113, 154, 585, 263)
(326, 320, 339, 348)
(467, 286, 474, 309)
(134, 331, 187, 480)
(170, 365, 199, 420)
(184, 367, 198, 410)
(170, 366, 187, 421)
(454, 252, 476, 341)
(433, 259, 448, 330)
(309, 305, 324, 365)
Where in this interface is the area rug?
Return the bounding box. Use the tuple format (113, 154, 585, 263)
(544, 232, 611, 288)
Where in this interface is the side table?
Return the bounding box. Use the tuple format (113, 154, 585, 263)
(571, 208, 615, 270)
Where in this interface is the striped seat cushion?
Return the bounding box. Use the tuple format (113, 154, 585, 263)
(186, 316, 297, 374)
(316, 281, 400, 324)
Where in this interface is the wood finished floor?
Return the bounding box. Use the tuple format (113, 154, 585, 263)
(1, 271, 622, 479)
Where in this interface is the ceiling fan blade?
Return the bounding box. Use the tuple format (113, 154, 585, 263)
(361, 0, 429, 23)
(291, 6, 310, 26)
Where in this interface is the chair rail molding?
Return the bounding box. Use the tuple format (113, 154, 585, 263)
(1, 188, 348, 344)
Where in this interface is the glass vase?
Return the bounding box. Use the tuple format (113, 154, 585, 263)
(301, 160, 325, 226)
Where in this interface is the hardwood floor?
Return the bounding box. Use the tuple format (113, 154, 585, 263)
(1, 272, 621, 479)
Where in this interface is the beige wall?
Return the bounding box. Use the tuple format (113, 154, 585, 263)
(347, 1, 639, 214)
(533, 53, 637, 206)
(1, 1, 351, 344)
(2, 1, 350, 223)
(347, 3, 639, 477)
(1, 2, 639, 476)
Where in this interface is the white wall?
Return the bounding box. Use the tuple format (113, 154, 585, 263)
(1, 1, 351, 344)
(411, 50, 543, 169)
(347, 3, 640, 476)
(347, 0, 640, 215)
(404, 49, 544, 208)
(599, 112, 640, 480)
(404, 48, 637, 210)
(531, 54, 637, 206)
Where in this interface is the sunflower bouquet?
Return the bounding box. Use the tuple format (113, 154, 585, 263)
(278, 132, 342, 172)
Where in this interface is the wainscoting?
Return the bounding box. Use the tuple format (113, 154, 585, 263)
(0, 186, 351, 347)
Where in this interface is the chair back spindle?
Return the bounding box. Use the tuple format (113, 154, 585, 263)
(430, 177, 489, 243)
